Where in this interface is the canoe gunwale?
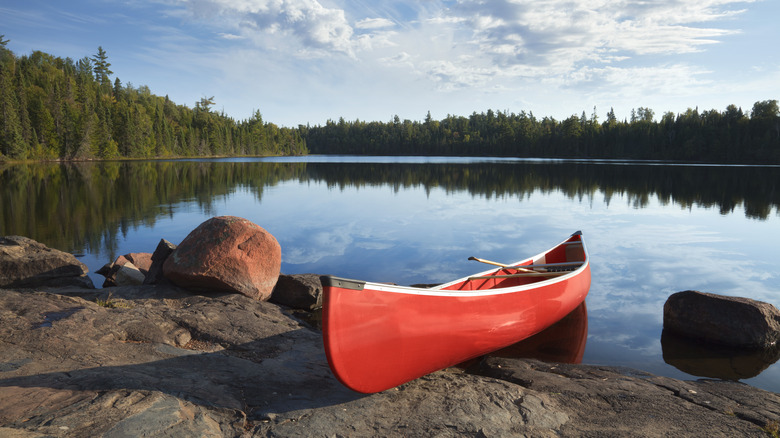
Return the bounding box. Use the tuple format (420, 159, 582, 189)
(319, 276, 366, 291)
(322, 231, 589, 298)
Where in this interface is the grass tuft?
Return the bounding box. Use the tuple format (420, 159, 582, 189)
(95, 292, 132, 309)
(763, 421, 780, 438)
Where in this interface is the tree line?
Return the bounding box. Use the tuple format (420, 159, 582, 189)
(2, 39, 779, 163)
(0, 40, 307, 160)
(303, 102, 780, 163)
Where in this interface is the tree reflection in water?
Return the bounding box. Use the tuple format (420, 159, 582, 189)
(2, 159, 778, 258)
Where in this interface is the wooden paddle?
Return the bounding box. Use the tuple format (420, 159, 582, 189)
(467, 257, 585, 281)
(468, 271, 569, 281)
(467, 256, 536, 273)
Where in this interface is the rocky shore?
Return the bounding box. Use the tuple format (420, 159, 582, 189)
(2, 221, 780, 437)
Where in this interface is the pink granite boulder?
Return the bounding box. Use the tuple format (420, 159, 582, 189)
(162, 216, 281, 300)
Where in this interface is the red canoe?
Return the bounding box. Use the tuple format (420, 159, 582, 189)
(321, 231, 591, 393)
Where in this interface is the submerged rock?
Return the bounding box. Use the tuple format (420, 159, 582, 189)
(664, 290, 780, 349)
(661, 329, 780, 381)
(162, 216, 281, 300)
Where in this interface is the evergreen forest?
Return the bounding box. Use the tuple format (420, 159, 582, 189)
(0, 40, 307, 160)
(304, 104, 780, 164)
(1, 39, 779, 164)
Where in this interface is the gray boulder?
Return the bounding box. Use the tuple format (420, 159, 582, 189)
(0, 236, 93, 289)
(664, 290, 780, 349)
(143, 239, 176, 285)
(270, 273, 323, 310)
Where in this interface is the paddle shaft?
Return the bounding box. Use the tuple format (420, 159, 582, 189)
(467, 257, 535, 273)
(468, 271, 570, 280)
(469, 257, 583, 271)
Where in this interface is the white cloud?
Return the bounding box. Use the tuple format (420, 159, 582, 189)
(379, 51, 413, 68)
(133, 0, 768, 124)
(411, 0, 753, 100)
(171, 0, 752, 77)
(562, 63, 714, 99)
(218, 32, 244, 40)
(422, 59, 473, 86)
(442, 0, 749, 71)
(355, 17, 395, 30)
(178, 0, 356, 56)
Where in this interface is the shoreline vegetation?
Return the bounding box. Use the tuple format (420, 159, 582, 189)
(0, 41, 308, 161)
(1, 41, 779, 164)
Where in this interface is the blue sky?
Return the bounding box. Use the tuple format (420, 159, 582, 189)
(1, 0, 778, 127)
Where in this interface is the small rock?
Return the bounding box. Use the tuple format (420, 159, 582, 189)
(144, 239, 177, 285)
(0, 236, 93, 289)
(162, 216, 281, 300)
(96, 262, 113, 277)
(126, 253, 152, 272)
(663, 290, 780, 349)
(115, 262, 146, 286)
(100, 253, 152, 287)
(270, 274, 323, 310)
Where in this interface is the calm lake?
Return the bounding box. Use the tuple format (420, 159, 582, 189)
(2, 156, 779, 392)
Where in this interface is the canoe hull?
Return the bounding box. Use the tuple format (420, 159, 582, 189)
(488, 301, 589, 365)
(322, 232, 590, 393)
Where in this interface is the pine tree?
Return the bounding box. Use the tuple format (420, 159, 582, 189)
(14, 68, 32, 146)
(0, 64, 26, 158)
(113, 77, 123, 99)
(92, 46, 113, 87)
(0, 34, 11, 65)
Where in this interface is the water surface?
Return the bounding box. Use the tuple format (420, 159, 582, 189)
(2, 156, 778, 392)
